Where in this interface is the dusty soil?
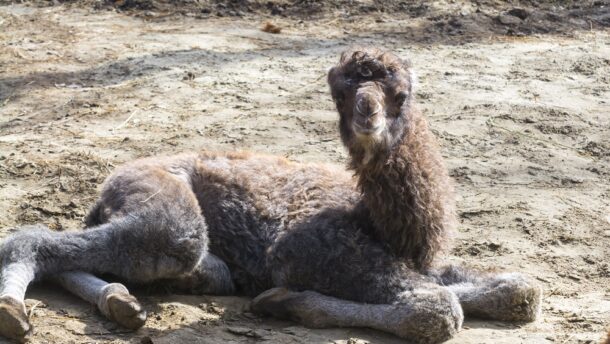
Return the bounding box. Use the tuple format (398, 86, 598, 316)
(0, 1, 609, 343)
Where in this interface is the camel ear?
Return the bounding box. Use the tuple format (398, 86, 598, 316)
(409, 68, 418, 94)
(400, 57, 417, 93)
(327, 66, 341, 89)
(327, 66, 345, 108)
(326, 66, 335, 84)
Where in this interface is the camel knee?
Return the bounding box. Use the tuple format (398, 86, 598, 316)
(0, 225, 52, 269)
(393, 288, 463, 343)
(102, 207, 209, 283)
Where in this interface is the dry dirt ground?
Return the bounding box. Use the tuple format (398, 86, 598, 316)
(1, 1, 609, 343)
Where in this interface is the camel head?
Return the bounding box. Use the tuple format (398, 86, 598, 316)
(327, 47, 416, 163)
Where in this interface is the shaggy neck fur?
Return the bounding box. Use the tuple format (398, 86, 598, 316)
(350, 108, 456, 271)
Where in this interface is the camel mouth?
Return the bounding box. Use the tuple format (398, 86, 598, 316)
(353, 122, 384, 137)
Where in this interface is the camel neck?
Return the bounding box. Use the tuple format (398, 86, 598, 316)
(352, 115, 454, 271)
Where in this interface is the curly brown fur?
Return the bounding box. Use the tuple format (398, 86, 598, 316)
(328, 47, 456, 270)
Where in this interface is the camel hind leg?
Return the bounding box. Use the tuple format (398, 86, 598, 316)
(0, 225, 113, 341)
(1, 263, 149, 341)
(0, 214, 203, 340)
(0, 262, 34, 340)
(0, 171, 210, 340)
(52, 253, 234, 332)
(54, 272, 146, 330)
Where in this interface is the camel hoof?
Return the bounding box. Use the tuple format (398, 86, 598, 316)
(104, 292, 147, 330)
(252, 288, 333, 329)
(0, 296, 32, 342)
(251, 287, 295, 319)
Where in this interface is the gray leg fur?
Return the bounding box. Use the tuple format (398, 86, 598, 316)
(0, 197, 208, 340)
(0, 263, 35, 303)
(0, 166, 218, 340)
(0, 263, 34, 341)
(54, 272, 146, 329)
(251, 285, 463, 344)
(432, 264, 542, 322)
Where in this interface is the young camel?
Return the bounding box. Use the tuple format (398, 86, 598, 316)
(0, 47, 542, 344)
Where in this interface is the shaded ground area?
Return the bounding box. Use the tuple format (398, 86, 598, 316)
(0, 1, 609, 343)
(9, 0, 610, 41)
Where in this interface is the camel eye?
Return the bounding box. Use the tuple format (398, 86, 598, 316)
(395, 91, 408, 106)
(358, 66, 372, 78)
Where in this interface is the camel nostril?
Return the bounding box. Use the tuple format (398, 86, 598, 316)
(355, 98, 382, 118)
(363, 103, 372, 117)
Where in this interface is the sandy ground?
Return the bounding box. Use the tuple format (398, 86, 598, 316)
(0, 2, 609, 343)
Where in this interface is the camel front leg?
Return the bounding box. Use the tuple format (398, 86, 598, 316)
(0, 262, 34, 340)
(54, 272, 146, 330)
(432, 264, 542, 322)
(251, 285, 463, 344)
